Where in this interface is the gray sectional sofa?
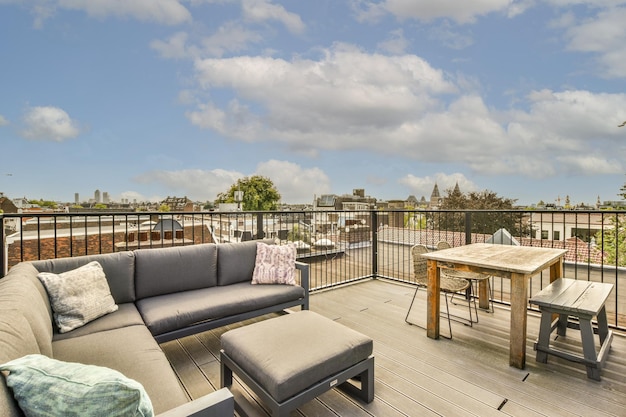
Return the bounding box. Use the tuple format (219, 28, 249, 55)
(0, 240, 309, 416)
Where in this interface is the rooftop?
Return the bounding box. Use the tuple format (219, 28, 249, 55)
(162, 279, 626, 417)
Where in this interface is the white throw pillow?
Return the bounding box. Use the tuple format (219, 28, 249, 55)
(37, 261, 118, 333)
(252, 243, 297, 285)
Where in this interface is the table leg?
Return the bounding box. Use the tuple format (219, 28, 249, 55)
(478, 279, 489, 310)
(426, 259, 440, 339)
(549, 258, 563, 283)
(509, 272, 528, 369)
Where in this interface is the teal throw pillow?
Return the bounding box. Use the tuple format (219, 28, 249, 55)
(0, 354, 153, 417)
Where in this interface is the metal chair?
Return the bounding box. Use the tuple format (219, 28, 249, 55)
(436, 241, 494, 319)
(404, 244, 474, 338)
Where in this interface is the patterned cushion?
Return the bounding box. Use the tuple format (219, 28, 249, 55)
(37, 261, 118, 333)
(0, 354, 153, 417)
(252, 243, 296, 285)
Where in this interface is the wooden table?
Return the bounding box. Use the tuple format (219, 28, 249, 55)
(421, 243, 567, 369)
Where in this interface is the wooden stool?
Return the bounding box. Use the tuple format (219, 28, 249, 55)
(530, 278, 614, 380)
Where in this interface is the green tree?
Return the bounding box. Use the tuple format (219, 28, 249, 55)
(29, 199, 58, 209)
(216, 176, 281, 211)
(619, 175, 626, 200)
(406, 212, 427, 229)
(158, 204, 171, 212)
(595, 214, 626, 266)
(434, 188, 529, 236)
(287, 224, 311, 243)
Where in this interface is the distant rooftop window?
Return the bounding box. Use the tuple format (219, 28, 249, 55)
(318, 195, 336, 207)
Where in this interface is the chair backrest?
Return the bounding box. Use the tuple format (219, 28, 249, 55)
(411, 244, 429, 286)
(436, 241, 451, 250)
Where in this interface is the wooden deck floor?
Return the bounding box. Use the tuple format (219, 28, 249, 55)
(160, 279, 626, 417)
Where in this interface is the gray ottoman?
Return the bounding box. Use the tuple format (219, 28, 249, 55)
(220, 310, 374, 417)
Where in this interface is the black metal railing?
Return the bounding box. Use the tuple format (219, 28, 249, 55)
(1, 208, 624, 329)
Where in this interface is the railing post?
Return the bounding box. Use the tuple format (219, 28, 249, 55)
(0, 213, 5, 277)
(371, 210, 378, 278)
(465, 211, 472, 245)
(256, 212, 264, 239)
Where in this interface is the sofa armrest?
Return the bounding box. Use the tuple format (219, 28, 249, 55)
(295, 261, 310, 310)
(156, 388, 234, 417)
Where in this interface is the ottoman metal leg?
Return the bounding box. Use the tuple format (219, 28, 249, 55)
(338, 356, 374, 403)
(220, 356, 233, 389)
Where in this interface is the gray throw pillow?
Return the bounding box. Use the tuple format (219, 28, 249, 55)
(37, 261, 118, 333)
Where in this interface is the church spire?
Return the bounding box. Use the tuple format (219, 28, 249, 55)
(430, 183, 441, 208)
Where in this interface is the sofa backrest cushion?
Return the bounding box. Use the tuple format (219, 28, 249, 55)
(0, 263, 53, 357)
(31, 251, 136, 304)
(217, 240, 273, 286)
(134, 243, 218, 299)
(0, 310, 42, 417)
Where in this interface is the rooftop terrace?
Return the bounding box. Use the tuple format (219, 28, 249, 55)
(2, 209, 625, 415)
(162, 279, 626, 417)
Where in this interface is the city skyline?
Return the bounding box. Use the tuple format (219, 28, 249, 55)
(0, 184, 616, 209)
(1, 1, 625, 206)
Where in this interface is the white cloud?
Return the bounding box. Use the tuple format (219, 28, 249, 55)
(377, 29, 409, 54)
(131, 162, 325, 203)
(152, 23, 263, 60)
(500, 89, 626, 176)
(21, 0, 191, 27)
(561, 6, 626, 78)
(255, 160, 331, 203)
(151, 32, 193, 59)
(186, 99, 263, 141)
(59, 0, 191, 25)
(190, 43, 457, 151)
(118, 190, 161, 204)
(428, 21, 474, 49)
(134, 168, 243, 201)
(200, 22, 263, 57)
(242, 0, 305, 34)
(0, 114, 8, 126)
(186, 42, 626, 180)
(20, 106, 80, 142)
(356, 0, 513, 24)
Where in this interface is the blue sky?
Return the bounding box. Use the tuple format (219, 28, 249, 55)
(1, 0, 625, 206)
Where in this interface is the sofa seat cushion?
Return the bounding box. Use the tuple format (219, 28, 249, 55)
(53, 303, 144, 341)
(52, 325, 188, 415)
(136, 282, 305, 337)
(0, 354, 154, 417)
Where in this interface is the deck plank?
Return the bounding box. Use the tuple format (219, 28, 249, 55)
(161, 279, 626, 417)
